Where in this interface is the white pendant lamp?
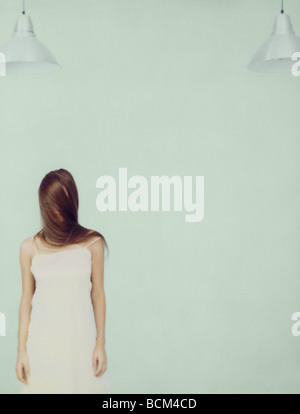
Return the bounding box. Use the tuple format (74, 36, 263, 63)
(247, 0, 300, 73)
(0, 1, 61, 75)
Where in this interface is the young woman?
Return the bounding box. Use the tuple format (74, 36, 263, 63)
(16, 169, 111, 394)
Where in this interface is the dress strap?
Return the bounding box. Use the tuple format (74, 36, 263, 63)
(85, 237, 101, 248)
(32, 236, 38, 254)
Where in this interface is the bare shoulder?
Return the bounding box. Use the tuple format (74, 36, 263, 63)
(87, 236, 104, 248)
(19, 236, 34, 264)
(86, 234, 104, 255)
(20, 236, 34, 252)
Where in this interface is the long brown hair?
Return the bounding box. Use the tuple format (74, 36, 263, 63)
(34, 169, 109, 255)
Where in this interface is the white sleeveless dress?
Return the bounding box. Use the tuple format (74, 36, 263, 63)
(20, 236, 111, 394)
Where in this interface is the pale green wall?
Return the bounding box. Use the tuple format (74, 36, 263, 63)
(0, 0, 300, 394)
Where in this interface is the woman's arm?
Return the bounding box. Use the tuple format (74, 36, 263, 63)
(90, 238, 108, 377)
(16, 238, 35, 385)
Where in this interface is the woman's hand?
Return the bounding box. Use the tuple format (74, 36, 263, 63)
(16, 349, 30, 385)
(92, 343, 107, 377)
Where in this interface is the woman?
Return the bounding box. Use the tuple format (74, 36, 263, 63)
(16, 169, 111, 394)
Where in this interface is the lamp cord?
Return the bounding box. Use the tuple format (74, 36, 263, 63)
(23, 0, 25, 14)
(281, 0, 284, 13)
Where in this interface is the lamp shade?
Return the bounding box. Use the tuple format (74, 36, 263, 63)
(247, 13, 300, 73)
(0, 14, 61, 74)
